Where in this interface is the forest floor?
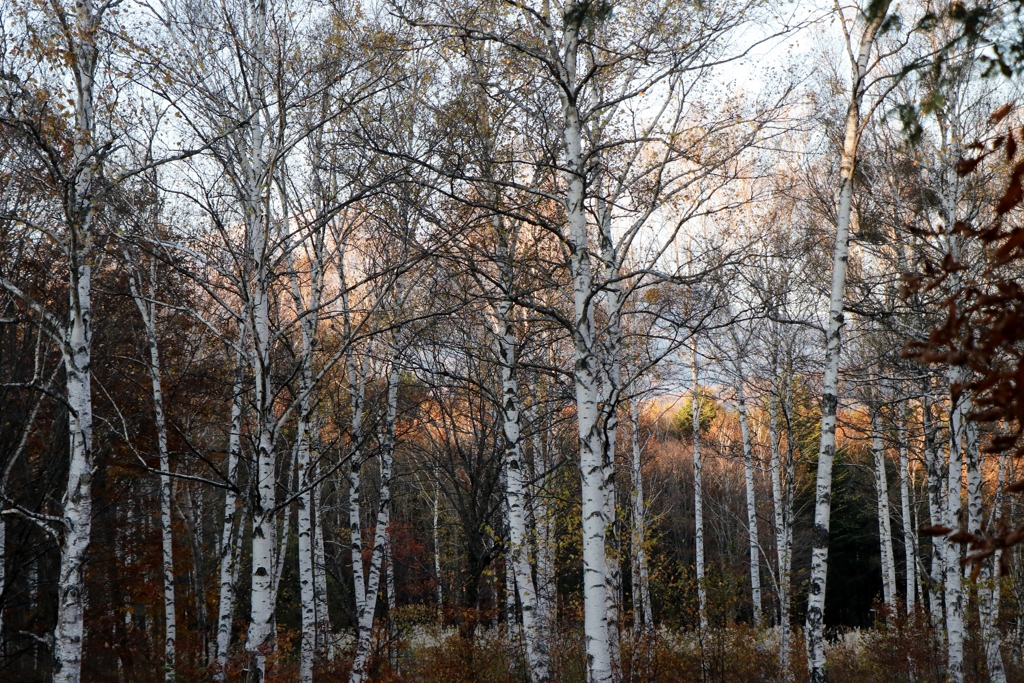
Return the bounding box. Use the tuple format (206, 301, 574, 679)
(255, 615, 1024, 683)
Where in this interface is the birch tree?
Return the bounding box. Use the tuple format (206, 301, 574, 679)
(0, 3, 125, 680)
(120, 223, 178, 680)
(805, 3, 893, 678)
(869, 397, 897, 610)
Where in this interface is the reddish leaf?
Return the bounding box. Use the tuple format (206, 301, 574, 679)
(996, 161, 1024, 214)
(919, 524, 953, 536)
(991, 103, 1014, 123)
(948, 530, 979, 544)
(956, 156, 983, 177)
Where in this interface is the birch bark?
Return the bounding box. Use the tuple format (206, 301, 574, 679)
(531, 402, 557, 644)
(239, 2, 281, 675)
(313, 490, 331, 660)
(283, 191, 325, 683)
(350, 361, 400, 683)
(628, 401, 653, 633)
(921, 392, 945, 626)
(945, 368, 966, 683)
(348, 353, 368, 626)
(769, 391, 792, 679)
(691, 346, 708, 631)
(215, 340, 246, 679)
(871, 405, 897, 610)
(896, 408, 916, 613)
(496, 296, 550, 682)
(978, 450, 1007, 683)
(52, 4, 104, 681)
(541, 10, 614, 678)
(385, 526, 398, 672)
(125, 257, 176, 680)
(735, 367, 761, 626)
(805, 4, 891, 678)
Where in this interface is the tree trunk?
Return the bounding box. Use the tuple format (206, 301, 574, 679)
(628, 401, 653, 634)
(53, 5, 102, 682)
(348, 353, 368, 626)
(736, 373, 762, 626)
(769, 390, 791, 680)
(350, 361, 400, 683)
(385, 526, 398, 672)
(214, 339, 245, 677)
(313, 487, 331, 660)
(125, 256, 177, 681)
(896, 408, 916, 613)
(297, 441, 317, 683)
(433, 475, 443, 623)
(871, 405, 897, 610)
(531, 403, 557, 644)
(921, 392, 945, 627)
(552, 18, 614, 679)
(691, 345, 708, 631)
(497, 298, 549, 682)
(805, 5, 890, 679)
(978, 451, 1007, 683)
(945, 365, 966, 683)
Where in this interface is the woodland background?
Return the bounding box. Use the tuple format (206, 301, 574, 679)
(1, 0, 1024, 682)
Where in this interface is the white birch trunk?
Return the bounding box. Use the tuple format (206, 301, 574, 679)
(385, 526, 398, 672)
(503, 465, 517, 634)
(126, 255, 177, 681)
(871, 406, 897, 610)
(691, 346, 708, 631)
(978, 450, 1007, 683)
(805, 6, 890, 678)
(769, 391, 791, 680)
(286, 220, 323, 683)
(548, 15, 614, 679)
(628, 402, 653, 633)
(945, 366, 966, 683)
(921, 392, 945, 626)
(597, 201, 622, 673)
(245, 336, 278, 683)
(348, 354, 368, 624)
(214, 341, 245, 679)
(736, 373, 762, 626)
(241, 3, 279, 672)
(531, 403, 557, 644)
(52, 4, 102, 682)
(896, 408, 916, 613)
(297, 441, 317, 683)
(151, 334, 176, 681)
(496, 299, 550, 682)
(567, 129, 613, 683)
(349, 362, 400, 683)
(313, 488, 331, 660)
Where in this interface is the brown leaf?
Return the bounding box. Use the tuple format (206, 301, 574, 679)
(956, 156, 983, 177)
(996, 161, 1024, 215)
(948, 530, 979, 544)
(991, 103, 1014, 123)
(919, 524, 953, 536)
(1006, 479, 1024, 493)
